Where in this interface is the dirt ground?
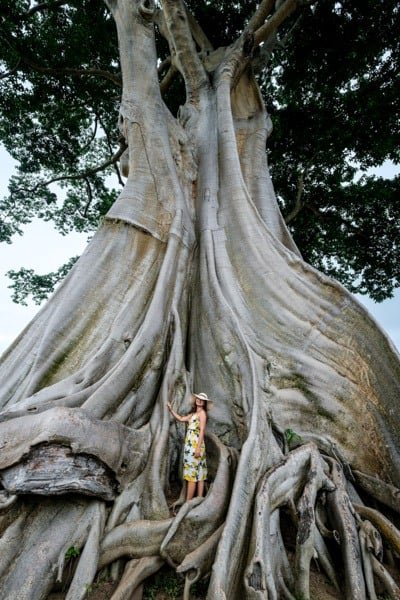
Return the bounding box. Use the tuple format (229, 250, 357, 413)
(48, 566, 340, 600)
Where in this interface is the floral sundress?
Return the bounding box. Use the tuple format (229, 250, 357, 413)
(183, 413, 207, 482)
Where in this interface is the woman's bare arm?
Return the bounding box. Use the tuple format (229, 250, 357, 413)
(167, 402, 191, 422)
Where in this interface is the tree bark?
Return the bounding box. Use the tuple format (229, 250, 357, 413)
(0, 1, 399, 598)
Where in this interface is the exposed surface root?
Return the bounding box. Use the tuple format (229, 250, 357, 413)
(0, 498, 100, 600)
(371, 554, 400, 599)
(99, 518, 173, 569)
(65, 502, 106, 600)
(0, 407, 151, 489)
(355, 503, 400, 555)
(110, 556, 164, 600)
(177, 523, 224, 600)
(244, 443, 334, 600)
(353, 470, 400, 514)
(325, 458, 366, 600)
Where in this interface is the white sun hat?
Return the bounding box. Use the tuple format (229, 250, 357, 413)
(193, 392, 214, 410)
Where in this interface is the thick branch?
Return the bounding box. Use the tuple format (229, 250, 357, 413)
(326, 459, 366, 599)
(158, 55, 171, 75)
(254, 0, 299, 46)
(371, 556, 400, 599)
(160, 64, 178, 95)
(160, 0, 208, 102)
(217, 0, 300, 88)
(247, 0, 275, 31)
(0, 408, 151, 485)
(0, 444, 118, 501)
(186, 8, 213, 52)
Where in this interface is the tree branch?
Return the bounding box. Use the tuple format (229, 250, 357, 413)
(83, 177, 93, 217)
(22, 55, 122, 86)
(1, 32, 121, 86)
(306, 202, 363, 237)
(159, 0, 208, 103)
(18, 143, 127, 196)
(253, 12, 304, 72)
(285, 170, 305, 224)
(217, 0, 301, 88)
(158, 56, 171, 75)
(81, 116, 99, 153)
(254, 0, 299, 46)
(160, 64, 178, 95)
(185, 8, 213, 52)
(247, 0, 275, 32)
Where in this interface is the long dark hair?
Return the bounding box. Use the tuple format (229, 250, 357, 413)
(192, 394, 209, 413)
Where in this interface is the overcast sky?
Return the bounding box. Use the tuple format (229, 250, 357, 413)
(0, 145, 399, 355)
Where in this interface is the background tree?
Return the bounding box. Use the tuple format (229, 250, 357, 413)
(0, 1, 399, 600)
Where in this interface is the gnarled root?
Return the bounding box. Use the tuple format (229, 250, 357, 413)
(110, 556, 164, 600)
(371, 555, 400, 599)
(353, 470, 400, 514)
(65, 502, 106, 600)
(99, 518, 173, 569)
(358, 518, 383, 600)
(0, 498, 101, 600)
(355, 503, 400, 555)
(244, 443, 334, 600)
(325, 458, 366, 599)
(0, 407, 151, 491)
(177, 524, 224, 600)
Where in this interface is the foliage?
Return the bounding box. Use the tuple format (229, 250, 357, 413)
(65, 545, 80, 559)
(7, 256, 79, 305)
(263, 0, 400, 301)
(284, 428, 303, 446)
(143, 566, 209, 600)
(0, 0, 399, 302)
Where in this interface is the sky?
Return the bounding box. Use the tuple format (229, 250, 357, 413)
(0, 145, 399, 355)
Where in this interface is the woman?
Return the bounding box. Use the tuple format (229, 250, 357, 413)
(167, 392, 212, 501)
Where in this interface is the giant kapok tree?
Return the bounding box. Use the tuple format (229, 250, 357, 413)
(0, 0, 400, 598)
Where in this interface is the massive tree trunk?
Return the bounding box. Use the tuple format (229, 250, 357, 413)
(0, 1, 399, 599)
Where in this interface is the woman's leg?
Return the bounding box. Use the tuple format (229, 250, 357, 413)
(197, 480, 205, 497)
(186, 481, 196, 501)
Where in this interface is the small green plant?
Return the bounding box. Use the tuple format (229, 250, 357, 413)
(284, 428, 303, 445)
(144, 566, 210, 599)
(62, 546, 81, 592)
(143, 566, 183, 599)
(84, 583, 93, 597)
(65, 546, 80, 560)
